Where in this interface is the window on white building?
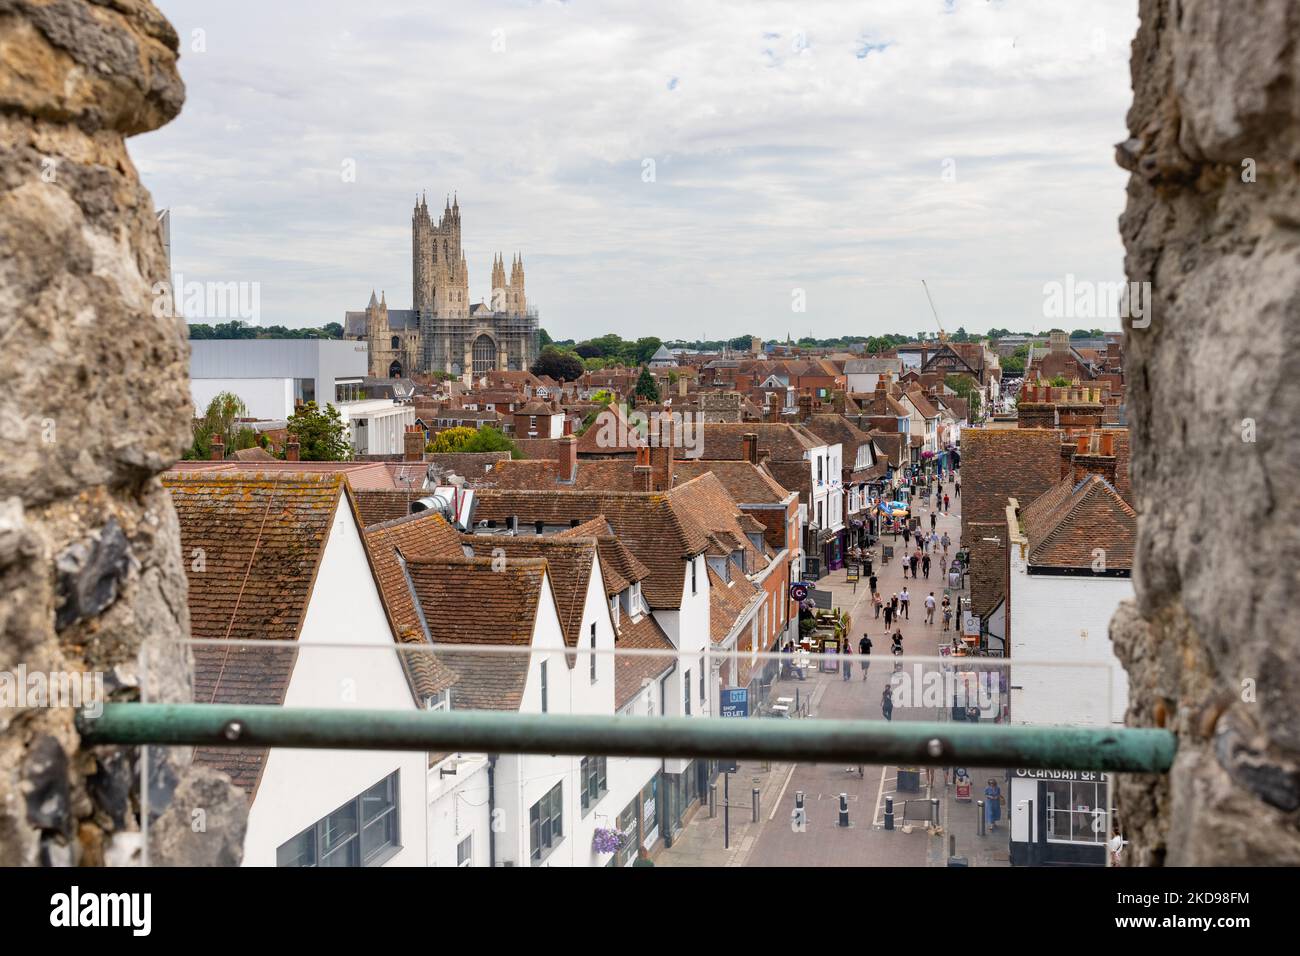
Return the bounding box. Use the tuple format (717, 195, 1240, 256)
(529, 782, 564, 864)
(540, 660, 548, 713)
(580, 756, 608, 814)
(276, 771, 400, 867)
(589, 623, 597, 684)
(1045, 780, 1109, 846)
(457, 834, 473, 867)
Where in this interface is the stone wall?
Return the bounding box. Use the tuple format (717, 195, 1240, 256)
(1111, 0, 1300, 864)
(0, 0, 244, 864)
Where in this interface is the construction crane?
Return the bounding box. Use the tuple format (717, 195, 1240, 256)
(921, 279, 948, 343)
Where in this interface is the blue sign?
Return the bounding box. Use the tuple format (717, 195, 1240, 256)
(720, 687, 749, 719)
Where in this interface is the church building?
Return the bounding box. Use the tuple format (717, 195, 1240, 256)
(344, 194, 539, 379)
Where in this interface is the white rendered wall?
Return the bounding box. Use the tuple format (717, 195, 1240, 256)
(191, 377, 292, 420)
(241, 498, 427, 866)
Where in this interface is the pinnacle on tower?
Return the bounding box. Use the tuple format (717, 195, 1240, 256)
(368, 289, 378, 308)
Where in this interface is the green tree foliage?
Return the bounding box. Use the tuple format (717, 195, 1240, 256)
(635, 367, 660, 403)
(185, 391, 248, 459)
(1048, 375, 1072, 387)
(426, 425, 521, 459)
(590, 389, 615, 405)
(1000, 354, 1025, 375)
(530, 345, 585, 382)
(944, 374, 982, 419)
(539, 327, 554, 348)
(188, 321, 342, 340)
(1070, 328, 1106, 339)
(286, 402, 352, 461)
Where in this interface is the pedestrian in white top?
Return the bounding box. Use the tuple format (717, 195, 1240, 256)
(899, 587, 910, 620)
(924, 592, 936, 625)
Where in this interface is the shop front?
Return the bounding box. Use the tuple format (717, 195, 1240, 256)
(1009, 768, 1113, 866)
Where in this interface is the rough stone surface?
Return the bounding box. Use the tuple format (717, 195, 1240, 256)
(1112, 0, 1300, 864)
(0, 0, 245, 865)
(148, 765, 248, 867)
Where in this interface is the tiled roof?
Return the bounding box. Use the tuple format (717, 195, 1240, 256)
(575, 405, 646, 455)
(404, 556, 546, 712)
(967, 534, 1007, 618)
(960, 428, 1063, 534)
(353, 489, 422, 527)
(765, 460, 811, 499)
(901, 387, 940, 420)
(556, 517, 651, 595)
(668, 473, 771, 573)
(707, 566, 760, 645)
(465, 535, 598, 650)
(613, 613, 676, 709)
(164, 472, 404, 793)
(230, 446, 276, 461)
(486, 458, 643, 491)
(671, 460, 793, 504)
(472, 489, 709, 608)
(1023, 475, 1137, 570)
(698, 423, 820, 461)
(803, 414, 875, 469)
(165, 460, 400, 489)
(512, 437, 564, 460)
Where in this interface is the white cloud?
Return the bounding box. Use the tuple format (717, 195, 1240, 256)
(133, 0, 1139, 339)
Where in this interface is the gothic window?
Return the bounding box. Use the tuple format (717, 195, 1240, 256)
(472, 335, 496, 376)
(388, 360, 403, 378)
(391, 336, 400, 350)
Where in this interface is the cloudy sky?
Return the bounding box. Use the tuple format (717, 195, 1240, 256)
(132, 0, 1139, 342)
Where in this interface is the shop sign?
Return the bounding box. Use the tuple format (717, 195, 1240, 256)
(1014, 769, 1111, 782)
(720, 687, 749, 719)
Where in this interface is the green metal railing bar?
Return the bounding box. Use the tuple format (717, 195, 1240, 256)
(77, 703, 1176, 773)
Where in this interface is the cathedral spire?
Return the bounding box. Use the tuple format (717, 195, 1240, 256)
(368, 289, 378, 308)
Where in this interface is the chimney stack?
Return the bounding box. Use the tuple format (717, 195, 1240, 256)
(742, 432, 759, 465)
(403, 425, 425, 462)
(209, 435, 224, 460)
(634, 463, 652, 492)
(559, 434, 577, 482)
(678, 376, 687, 398)
(286, 440, 300, 462)
(798, 393, 813, 422)
(650, 443, 675, 490)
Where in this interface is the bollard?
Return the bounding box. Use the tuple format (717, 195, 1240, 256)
(838, 793, 850, 828)
(710, 783, 717, 819)
(977, 799, 985, 835)
(752, 787, 760, 823)
(793, 791, 806, 831)
(884, 794, 894, 831)
(931, 797, 940, 829)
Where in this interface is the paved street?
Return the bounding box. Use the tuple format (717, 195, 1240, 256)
(660, 478, 1012, 867)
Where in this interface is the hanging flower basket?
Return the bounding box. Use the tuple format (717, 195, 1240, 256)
(592, 827, 624, 855)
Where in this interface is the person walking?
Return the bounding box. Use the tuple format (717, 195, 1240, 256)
(925, 591, 936, 625)
(883, 600, 894, 629)
(868, 572, 878, 595)
(943, 493, 950, 512)
(881, 685, 894, 721)
(899, 587, 910, 620)
(841, 638, 852, 681)
(859, 634, 873, 679)
(939, 552, 948, 576)
(930, 530, 939, 553)
(941, 531, 951, 556)
(930, 511, 937, 532)
(942, 596, 953, 632)
(908, 552, 919, 579)
(955, 480, 961, 497)
(873, 590, 883, 619)
(984, 778, 1003, 831)
(922, 553, 931, 579)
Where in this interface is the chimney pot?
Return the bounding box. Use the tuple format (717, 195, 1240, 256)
(286, 440, 300, 462)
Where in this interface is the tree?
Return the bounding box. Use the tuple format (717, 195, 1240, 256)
(286, 401, 352, 461)
(539, 327, 553, 348)
(1048, 375, 1072, 387)
(633, 337, 663, 365)
(427, 425, 521, 459)
(1000, 354, 1025, 375)
(590, 389, 615, 405)
(944, 374, 982, 421)
(185, 391, 248, 459)
(531, 345, 585, 382)
(635, 367, 660, 403)
(426, 426, 478, 453)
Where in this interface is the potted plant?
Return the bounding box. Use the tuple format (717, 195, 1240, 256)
(592, 827, 624, 855)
